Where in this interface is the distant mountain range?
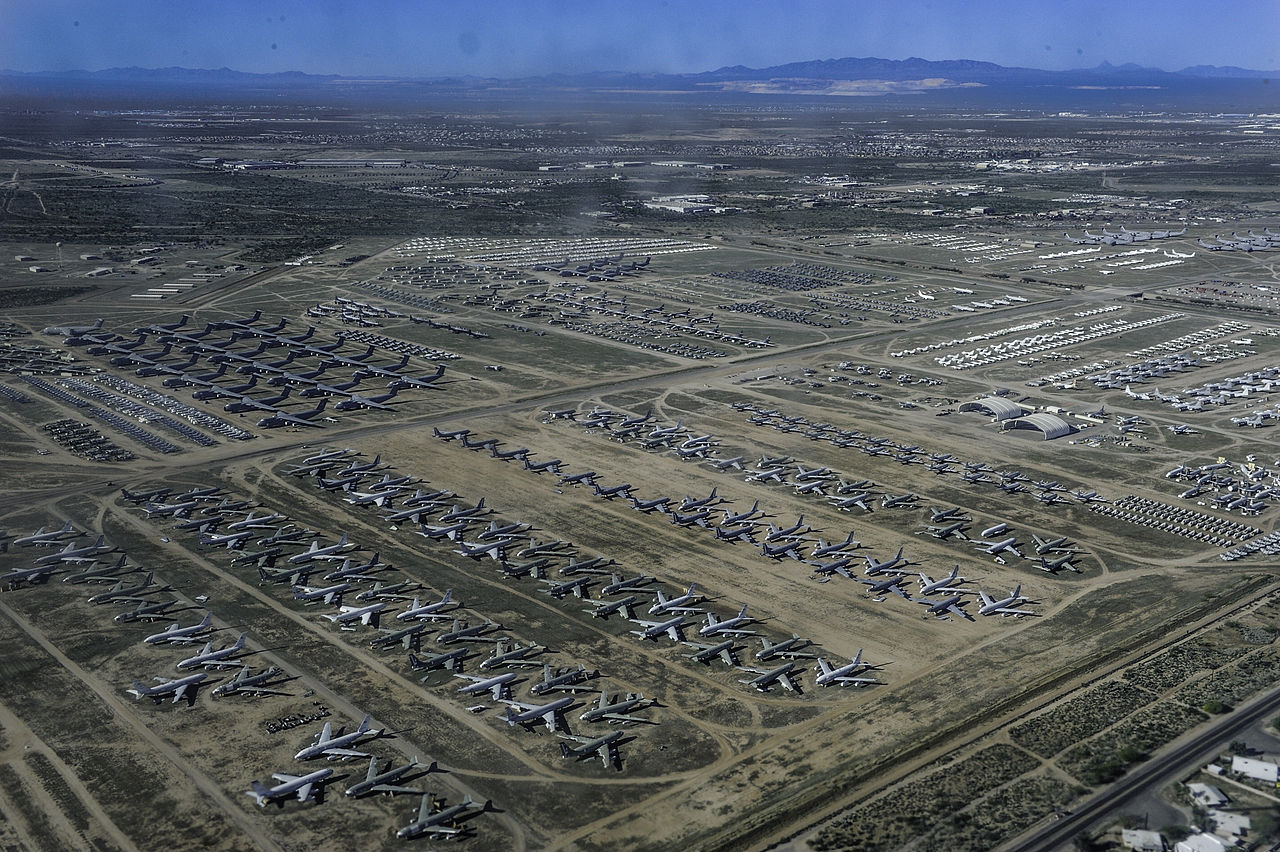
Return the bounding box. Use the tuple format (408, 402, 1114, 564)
(2, 57, 1277, 107)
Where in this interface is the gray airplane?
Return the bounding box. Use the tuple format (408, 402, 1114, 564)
(916, 593, 973, 621)
(295, 714, 380, 761)
(396, 794, 491, 840)
(814, 652, 881, 687)
(114, 599, 181, 624)
(479, 641, 547, 670)
(455, 671, 520, 701)
(736, 662, 800, 693)
(579, 691, 657, 725)
(176, 633, 248, 670)
(407, 648, 472, 676)
(87, 572, 169, 605)
(127, 672, 209, 705)
(755, 634, 816, 661)
(977, 586, 1035, 617)
(143, 612, 214, 645)
(973, 536, 1024, 564)
(501, 696, 575, 732)
(33, 535, 110, 566)
(246, 768, 334, 808)
(436, 618, 503, 644)
(863, 547, 908, 576)
(1, 563, 61, 588)
(586, 595, 638, 620)
(369, 622, 431, 652)
(345, 756, 433, 798)
(12, 520, 78, 547)
(530, 663, 598, 696)
(323, 602, 388, 629)
(628, 615, 687, 642)
(395, 591, 458, 622)
(683, 638, 740, 666)
(558, 730, 626, 769)
(287, 534, 354, 565)
(212, 665, 291, 697)
(699, 605, 758, 637)
(858, 575, 912, 600)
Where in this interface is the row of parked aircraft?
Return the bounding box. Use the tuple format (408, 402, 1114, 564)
(46, 311, 450, 430)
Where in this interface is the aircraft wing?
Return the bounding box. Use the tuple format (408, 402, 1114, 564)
(320, 747, 372, 759)
(370, 782, 420, 796)
(598, 712, 652, 724)
(947, 603, 974, 621)
(992, 606, 1036, 617)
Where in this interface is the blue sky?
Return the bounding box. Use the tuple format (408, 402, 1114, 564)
(5, 0, 1279, 77)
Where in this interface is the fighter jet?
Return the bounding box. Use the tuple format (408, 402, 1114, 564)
(246, 768, 333, 808)
(295, 715, 381, 761)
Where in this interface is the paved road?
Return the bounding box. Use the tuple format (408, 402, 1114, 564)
(1002, 685, 1280, 851)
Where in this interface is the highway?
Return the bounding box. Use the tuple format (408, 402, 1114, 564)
(1002, 683, 1280, 851)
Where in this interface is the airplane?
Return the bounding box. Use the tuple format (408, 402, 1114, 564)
(917, 593, 973, 621)
(86, 572, 170, 605)
(977, 586, 1036, 617)
(721, 500, 763, 527)
(354, 579, 421, 602)
(455, 671, 520, 700)
(176, 633, 249, 670)
(226, 510, 287, 531)
(479, 641, 547, 670)
(579, 691, 656, 725)
(44, 317, 104, 337)
(0, 563, 63, 588)
(224, 387, 292, 414)
(586, 595, 639, 620)
(629, 614, 687, 642)
(707, 456, 745, 472)
(407, 648, 472, 676)
(211, 665, 291, 697)
(369, 622, 432, 652)
(34, 535, 111, 566)
(679, 488, 723, 511)
(684, 638, 740, 666)
(1037, 553, 1081, 573)
(1031, 534, 1077, 554)
(880, 493, 919, 509)
(257, 400, 329, 429)
(592, 482, 634, 499)
(417, 520, 471, 542)
(809, 533, 860, 559)
(920, 521, 969, 541)
(523, 457, 564, 474)
(287, 534, 354, 565)
(245, 767, 334, 808)
(755, 634, 816, 661)
(113, 598, 184, 624)
(344, 756, 433, 799)
(1072, 490, 1109, 504)
(814, 652, 881, 687)
(396, 591, 458, 622)
(530, 663, 598, 696)
(670, 508, 715, 528)
(541, 575, 593, 600)
(127, 672, 209, 705)
(630, 495, 672, 513)
(764, 515, 809, 541)
(11, 520, 79, 547)
(809, 557, 857, 579)
(501, 696, 575, 733)
(62, 555, 136, 585)
(295, 714, 381, 761)
(973, 536, 1024, 564)
(736, 661, 800, 693)
(648, 585, 702, 615)
(858, 575, 912, 600)
(917, 566, 969, 596)
(323, 602, 388, 629)
(714, 525, 758, 544)
(335, 388, 401, 412)
(396, 793, 492, 841)
(863, 547, 908, 576)
(559, 730, 625, 769)
(436, 619, 503, 644)
(699, 605, 759, 637)
(436, 498, 491, 524)
(558, 470, 597, 486)
(143, 612, 214, 645)
(385, 365, 449, 391)
(454, 537, 519, 562)
(829, 493, 874, 512)
(760, 538, 807, 561)
(491, 445, 531, 462)
(198, 527, 253, 550)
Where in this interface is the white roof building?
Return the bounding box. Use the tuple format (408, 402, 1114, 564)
(1232, 755, 1280, 784)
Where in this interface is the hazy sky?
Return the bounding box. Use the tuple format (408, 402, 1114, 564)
(5, 0, 1280, 77)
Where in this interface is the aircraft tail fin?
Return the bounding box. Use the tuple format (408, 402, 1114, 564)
(559, 743, 573, 759)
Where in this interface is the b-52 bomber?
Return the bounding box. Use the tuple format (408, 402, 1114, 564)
(345, 756, 434, 799)
(11, 520, 79, 547)
(558, 730, 627, 770)
(396, 794, 492, 840)
(501, 696, 575, 733)
(212, 665, 292, 697)
(579, 691, 657, 725)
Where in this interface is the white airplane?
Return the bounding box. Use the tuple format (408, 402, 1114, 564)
(295, 715, 380, 760)
(814, 652, 880, 687)
(323, 602, 388, 628)
(287, 534, 354, 565)
(395, 591, 457, 622)
(647, 585, 702, 615)
(246, 768, 334, 807)
(455, 671, 519, 701)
